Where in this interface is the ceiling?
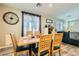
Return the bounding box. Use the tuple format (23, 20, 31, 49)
(3, 3, 79, 18)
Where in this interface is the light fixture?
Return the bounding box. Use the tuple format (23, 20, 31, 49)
(67, 15, 71, 17)
(36, 3, 42, 7)
(49, 3, 53, 7)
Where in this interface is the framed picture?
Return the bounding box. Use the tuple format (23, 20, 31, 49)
(46, 19, 53, 23)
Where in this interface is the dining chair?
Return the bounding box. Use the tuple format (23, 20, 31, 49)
(52, 33, 63, 56)
(31, 35, 52, 56)
(27, 31, 33, 36)
(52, 29, 57, 40)
(35, 31, 41, 38)
(10, 33, 29, 56)
(34, 31, 41, 48)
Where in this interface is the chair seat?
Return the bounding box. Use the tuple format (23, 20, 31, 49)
(32, 47, 49, 56)
(16, 46, 30, 52)
(54, 46, 60, 50)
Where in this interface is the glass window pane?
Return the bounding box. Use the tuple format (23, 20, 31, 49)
(22, 13, 40, 36)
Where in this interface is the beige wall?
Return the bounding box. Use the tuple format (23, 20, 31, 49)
(0, 5, 22, 46)
(41, 16, 47, 34)
(0, 4, 49, 47)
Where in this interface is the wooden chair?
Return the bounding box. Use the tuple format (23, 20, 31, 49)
(34, 31, 41, 48)
(52, 29, 57, 40)
(27, 31, 33, 36)
(52, 33, 63, 56)
(10, 33, 29, 56)
(31, 35, 52, 56)
(35, 31, 41, 38)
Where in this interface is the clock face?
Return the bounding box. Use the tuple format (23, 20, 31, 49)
(3, 12, 19, 25)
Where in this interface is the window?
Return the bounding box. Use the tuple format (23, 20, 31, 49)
(67, 19, 79, 32)
(55, 20, 65, 31)
(22, 12, 41, 36)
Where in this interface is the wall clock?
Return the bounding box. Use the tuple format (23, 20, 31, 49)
(3, 12, 19, 25)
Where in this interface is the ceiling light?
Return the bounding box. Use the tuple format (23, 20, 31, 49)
(36, 3, 42, 7)
(49, 3, 53, 7)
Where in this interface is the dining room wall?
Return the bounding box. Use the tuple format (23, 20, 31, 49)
(0, 4, 22, 47)
(56, 6, 79, 32)
(0, 4, 53, 47)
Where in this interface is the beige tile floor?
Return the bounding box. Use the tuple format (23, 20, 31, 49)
(0, 43, 79, 56)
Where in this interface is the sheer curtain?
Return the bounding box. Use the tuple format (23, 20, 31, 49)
(55, 20, 65, 31)
(23, 13, 40, 36)
(68, 20, 79, 32)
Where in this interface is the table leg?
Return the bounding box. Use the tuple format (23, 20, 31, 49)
(50, 40, 53, 56)
(29, 43, 36, 56)
(29, 44, 31, 56)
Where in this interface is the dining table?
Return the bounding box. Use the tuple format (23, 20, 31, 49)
(17, 36, 40, 56)
(16, 34, 54, 56)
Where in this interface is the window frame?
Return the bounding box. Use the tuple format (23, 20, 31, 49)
(22, 11, 41, 36)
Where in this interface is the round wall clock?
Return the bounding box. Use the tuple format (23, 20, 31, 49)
(3, 12, 19, 25)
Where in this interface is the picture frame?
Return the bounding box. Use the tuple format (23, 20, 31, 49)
(46, 19, 53, 23)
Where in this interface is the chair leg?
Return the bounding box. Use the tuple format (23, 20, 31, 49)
(31, 52, 33, 56)
(31, 52, 35, 56)
(14, 52, 17, 56)
(50, 51, 52, 56)
(59, 50, 61, 56)
(27, 50, 29, 56)
(54, 53, 56, 56)
(52, 51, 55, 56)
(49, 49, 50, 56)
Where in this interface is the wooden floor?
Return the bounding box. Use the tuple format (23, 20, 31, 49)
(0, 43, 79, 56)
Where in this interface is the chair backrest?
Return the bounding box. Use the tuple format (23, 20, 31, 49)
(38, 35, 52, 53)
(27, 31, 33, 36)
(10, 33, 17, 51)
(35, 31, 41, 38)
(52, 29, 57, 39)
(52, 33, 63, 46)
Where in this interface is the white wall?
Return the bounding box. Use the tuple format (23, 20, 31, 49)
(56, 6, 79, 32)
(0, 4, 54, 47)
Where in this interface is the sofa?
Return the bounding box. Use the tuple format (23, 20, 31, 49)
(57, 31, 79, 47)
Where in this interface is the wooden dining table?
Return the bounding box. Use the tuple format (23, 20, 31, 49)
(16, 34, 54, 56)
(17, 36, 40, 56)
